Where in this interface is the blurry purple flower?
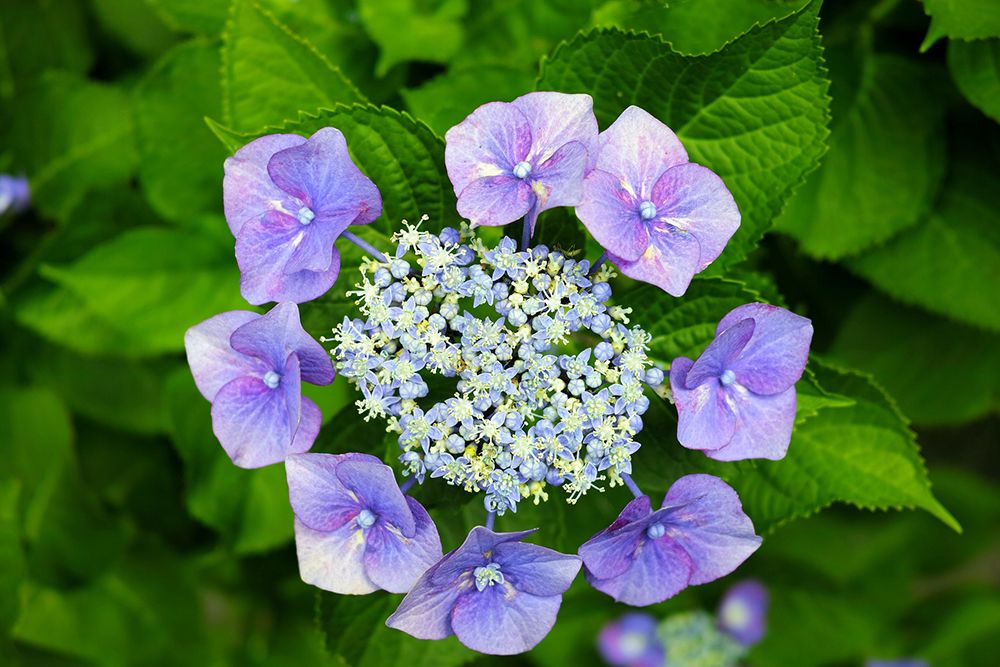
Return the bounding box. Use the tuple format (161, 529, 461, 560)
(669, 303, 813, 461)
(223, 127, 382, 305)
(0, 174, 30, 215)
(386, 527, 581, 655)
(598, 613, 664, 667)
(286, 452, 442, 594)
(445, 92, 597, 235)
(579, 474, 761, 606)
(184, 302, 334, 468)
(716, 579, 769, 647)
(575, 106, 739, 296)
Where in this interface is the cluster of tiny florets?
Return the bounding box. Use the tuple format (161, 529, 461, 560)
(329, 220, 664, 514)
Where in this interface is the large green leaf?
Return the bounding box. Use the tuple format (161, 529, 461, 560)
(775, 54, 947, 259)
(538, 0, 831, 269)
(222, 0, 364, 133)
(920, 0, 1000, 50)
(593, 0, 809, 55)
(830, 294, 1000, 427)
(359, 0, 467, 75)
(848, 133, 1000, 333)
(163, 370, 293, 553)
(134, 40, 230, 227)
(208, 104, 459, 236)
(5, 73, 138, 221)
(37, 227, 246, 356)
(948, 38, 1000, 123)
(633, 360, 959, 533)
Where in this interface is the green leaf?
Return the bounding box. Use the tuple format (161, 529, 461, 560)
(847, 133, 1000, 333)
(401, 64, 537, 136)
(38, 227, 246, 356)
(25, 343, 172, 436)
(319, 593, 475, 667)
(633, 360, 959, 533)
(830, 294, 1000, 427)
(920, 0, 1000, 51)
(208, 104, 459, 235)
(5, 73, 138, 221)
(163, 369, 293, 553)
(775, 54, 947, 259)
(592, 0, 809, 55)
(145, 0, 230, 35)
(89, 0, 178, 58)
(134, 40, 230, 226)
(0, 0, 92, 100)
(538, 1, 831, 269)
(0, 480, 25, 632)
(222, 0, 364, 133)
(359, 0, 467, 76)
(948, 38, 1000, 123)
(0, 386, 128, 584)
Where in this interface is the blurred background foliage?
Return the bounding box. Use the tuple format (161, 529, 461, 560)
(0, 0, 997, 665)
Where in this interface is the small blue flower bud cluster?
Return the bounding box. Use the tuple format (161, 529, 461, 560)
(330, 220, 664, 514)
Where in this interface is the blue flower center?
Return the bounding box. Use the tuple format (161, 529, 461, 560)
(512, 161, 532, 179)
(646, 522, 665, 539)
(720, 369, 737, 387)
(473, 562, 504, 591)
(296, 206, 316, 225)
(357, 508, 377, 528)
(263, 371, 281, 389)
(639, 200, 657, 220)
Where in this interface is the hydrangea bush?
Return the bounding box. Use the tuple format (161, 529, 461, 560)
(5, 0, 991, 664)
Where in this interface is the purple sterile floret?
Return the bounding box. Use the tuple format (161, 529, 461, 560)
(575, 106, 740, 296)
(444, 92, 597, 235)
(669, 302, 813, 461)
(223, 128, 382, 305)
(716, 579, 769, 647)
(0, 174, 30, 216)
(386, 527, 581, 655)
(184, 302, 334, 468)
(598, 613, 664, 667)
(286, 452, 442, 594)
(579, 474, 761, 606)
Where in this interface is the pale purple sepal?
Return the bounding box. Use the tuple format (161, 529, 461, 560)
(717, 579, 769, 647)
(598, 613, 665, 667)
(183, 302, 334, 468)
(386, 526, 581, 655)
(0, 174, 31, 215)
(286, 453, 442, 595)
(670, 303, 812, 461)
(444, 92, 597, 235)
(579, 474, 761, 607)
(576, 106, 739, 296)
(223, 128, 382, 305)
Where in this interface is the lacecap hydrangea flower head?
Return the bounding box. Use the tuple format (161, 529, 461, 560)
(185, 91, 814, 656)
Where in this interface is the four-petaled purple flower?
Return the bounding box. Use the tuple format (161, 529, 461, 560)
(575, 106, 740, 296)
(598, 613, 665, 667)
(223, 127, 382, 305)
(579, 474, 761, 606)
(716, 579, 769, 647)
(386, 527, 581, 655)
(184, 302, 334, 468)
(669, 303, 813, 461)
(286, 452, 442, 594)
(0, 174, 30, 216)
(445, 92, 597, 235)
